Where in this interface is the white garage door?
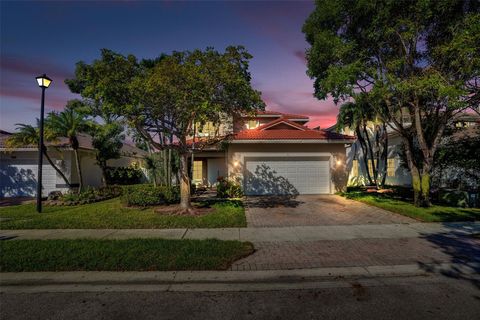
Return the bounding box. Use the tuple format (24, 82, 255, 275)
(244, 157, 330, 195)
(0, 159, 57, 197)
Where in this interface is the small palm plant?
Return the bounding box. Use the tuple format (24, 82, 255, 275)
(5, 122, 71, 187)
(46, 100, 90, 191)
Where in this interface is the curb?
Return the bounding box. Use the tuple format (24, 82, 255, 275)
(1, 263, 478, 293)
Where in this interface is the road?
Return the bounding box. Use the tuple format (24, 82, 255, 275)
(1, 275, 479, 320)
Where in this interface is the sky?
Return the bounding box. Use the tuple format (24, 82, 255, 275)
(0, 0, 340, 132)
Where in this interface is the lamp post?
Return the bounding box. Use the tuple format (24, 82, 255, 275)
(35, 74, 52, 213)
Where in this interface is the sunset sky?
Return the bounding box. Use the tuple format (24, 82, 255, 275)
(0, 1, 340, 132)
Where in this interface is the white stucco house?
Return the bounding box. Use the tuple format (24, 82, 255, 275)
(328, 113, 480, 187)
(0, 130, 147, 198)
(189, 110, 355, 195)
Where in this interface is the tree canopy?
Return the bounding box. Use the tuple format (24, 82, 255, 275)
(66, 46, 265, 210)
(303, 0, 479, 206)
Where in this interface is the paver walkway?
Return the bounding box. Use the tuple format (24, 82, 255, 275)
(245, 195, 415, 227)
(230, 236, 480, 270)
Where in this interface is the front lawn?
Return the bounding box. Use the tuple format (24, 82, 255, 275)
(0, 238, 253, 272)
(0, 198, 246, 229)
(343, 192, 480, 222)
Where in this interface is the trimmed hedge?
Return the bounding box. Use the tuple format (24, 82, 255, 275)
(106, 166, 144, 185)
(121, 184, 180, 207)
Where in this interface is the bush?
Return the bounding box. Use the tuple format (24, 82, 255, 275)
(438, 189, 470, 208)
(216, 177, 243, 198)
(55, 186, 123, 206)
(121, 184, 180, 207)
(106, 166, 144, 185)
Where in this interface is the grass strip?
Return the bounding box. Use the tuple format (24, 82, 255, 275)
(343, 192, 480, 222)
(0, 238, 254, 272)
(0, 198, 246, 229)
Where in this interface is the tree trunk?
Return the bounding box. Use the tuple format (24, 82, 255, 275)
(100, 165, 108, 187)
(363, 124, 377, 185)
(381, 123, 388, 188)
(401, 136, 431, 207)
(42, 146, 71, 187)
(179, 152, 192, 210)
(73, 148, 83, 193)
(167, 148, 172, 187)
(163, 149, 168, 186)
(356, 127, 373, 185)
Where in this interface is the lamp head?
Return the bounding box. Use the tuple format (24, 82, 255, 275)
(36, 74, 52, 88)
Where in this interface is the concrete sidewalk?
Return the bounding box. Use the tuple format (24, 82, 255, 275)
(1, 222, 479, 242)
(2, 262, 479, 293)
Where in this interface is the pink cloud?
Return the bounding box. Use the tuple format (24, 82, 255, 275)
(0, 54, 73, 81)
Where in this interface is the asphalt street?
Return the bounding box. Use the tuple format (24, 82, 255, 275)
(1, 275, 479, 320)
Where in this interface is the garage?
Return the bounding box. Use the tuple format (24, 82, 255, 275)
(0, 159, 57, 197)
(244, 157, 331, 195)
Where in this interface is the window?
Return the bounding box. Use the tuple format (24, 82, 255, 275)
(193, 161, 203, 181)
(247, 120, 259, 129)
(198, 122, 216, 136)
(387, 158, 395, 177)
(352, 159, 359, 177)
(367, 159, 377, 177)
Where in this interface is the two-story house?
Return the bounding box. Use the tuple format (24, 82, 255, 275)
(190, 110, 355, 195)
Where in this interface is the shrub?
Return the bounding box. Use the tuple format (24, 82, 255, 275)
(217, 177, 243, 198)
(438, 189, 470, 208)
(55, 186, 123, 206)
(106, 166, 144, 185)
(121, 184, 180, 207)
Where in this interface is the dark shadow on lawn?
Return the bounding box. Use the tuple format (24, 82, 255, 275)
(419, 223, 480, 289)
(245, 196, 304, 208)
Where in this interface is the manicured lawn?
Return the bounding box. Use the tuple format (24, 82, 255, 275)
(0, 238, 253, 272)
(343, 192, 480, 222)
(0, 198, 246, 229)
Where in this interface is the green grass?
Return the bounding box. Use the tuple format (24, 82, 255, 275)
(0, 238, 254, 272)
(0, 198, 246, 229)
(343, 192, 480, 222)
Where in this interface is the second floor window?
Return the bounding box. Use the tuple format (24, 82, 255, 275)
(247, 120, 259, 129)
(198, 122, 216, 136)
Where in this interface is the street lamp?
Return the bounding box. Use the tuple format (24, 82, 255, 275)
(35, 74, 52, 213)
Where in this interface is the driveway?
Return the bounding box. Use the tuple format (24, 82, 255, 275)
(245, 195, 416, 227)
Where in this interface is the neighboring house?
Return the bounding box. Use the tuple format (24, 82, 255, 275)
(329, 113, 480, 187)
(190, 110, 355, 195)
(0, 131, 147, 198)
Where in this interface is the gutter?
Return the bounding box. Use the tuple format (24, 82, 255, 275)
(229, 139, 356, 144)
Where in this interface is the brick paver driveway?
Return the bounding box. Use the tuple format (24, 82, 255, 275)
(245, 194, 415, 227)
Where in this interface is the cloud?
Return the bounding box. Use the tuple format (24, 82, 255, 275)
(293, 50, 307, 65)
(0, 54, 74, 81)
(260, 88, 339, 128)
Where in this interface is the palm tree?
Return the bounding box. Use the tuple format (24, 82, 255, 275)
(5, 123, 71, 187)
(337, 101, 376, 185)
(46, 102, 89, 191)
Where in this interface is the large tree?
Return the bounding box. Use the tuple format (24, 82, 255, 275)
(66, 47, 264, 212)
(303, 0, 479, 206)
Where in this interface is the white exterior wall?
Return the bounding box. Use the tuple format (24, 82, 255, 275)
(345, 134, 412, 186)
(1, 148, 145, 197)
(0, 149, 71, 197)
